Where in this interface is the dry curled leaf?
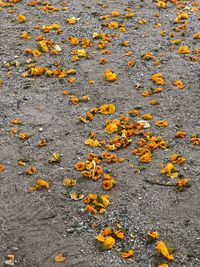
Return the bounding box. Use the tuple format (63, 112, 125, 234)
(161, 163, 179, 178)
(18, 160, 26, 166)
(25, 166, 37, 175)
(19, 132, 30, 140)
(156, 240, 174, 261)
(29, 179, 49, 192)
(11, 118, 22, 125)
(70, 192, 84, 200)
(17, 14, 26, 23)
(54, 253, 66, 262)
(121, 249, 134, 258)
(5, 254, 15, 266)
(10, 128, 17, 135)
(96, 235, 115, 250)
(104, 68, 117, 81)
(63, 178, 76, 187)
(0, 164, 5, 173)
(67, 17, 79, 24)
(38, 139, 47, 147)
(99, 103, 116, 115)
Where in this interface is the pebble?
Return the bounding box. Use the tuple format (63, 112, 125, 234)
(77, 221, 84, 227)
(87, 229, 94, 233)
(139, 254, 148, 261)
(76, 227, 84, 233)
(78, 208, 85, 214)
(39, 127, 43, 132)
(66, 228, 75, 233)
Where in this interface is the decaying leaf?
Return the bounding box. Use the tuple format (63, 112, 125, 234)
(70, 192, 84, 200)
(49, 153, 60, 163)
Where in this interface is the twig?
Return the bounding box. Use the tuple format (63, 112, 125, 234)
(144, 179, 176, 187)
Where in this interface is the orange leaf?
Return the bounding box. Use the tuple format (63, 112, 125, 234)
(0, 164, 5, 173)
(54, 254, 66, 262)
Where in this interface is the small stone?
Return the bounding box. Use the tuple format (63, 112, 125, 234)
(140, 254, 148, 261)
(39, 128, 43, 132)
(78, 208, 85, 214)
(76, 227, 84, 233)
(66, 228, 75, 233)
(87, 228, 94, 233)
(77, 221, 84, 227)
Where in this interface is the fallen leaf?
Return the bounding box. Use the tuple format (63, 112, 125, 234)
(70, 192, 84, 200)
(55, 254, 66, 262)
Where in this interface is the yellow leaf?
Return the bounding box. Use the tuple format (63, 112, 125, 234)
(150, 73, 165, 85)
(18, 160, 26, 166)
(96, 235, 115, 249)
(157, 1, 166, 8)
(63, 179, 76, 187)
(114, 231, 125, 239)
(111, 11, 120, 17)
(161, 163, 179, 178)
(158, 264, 169, 267)
(105, 122, 118, 134)
(102, 180, 115, 190)
(178, 46, 190, 54)
(17, 14, 26, 23)
(10, 128, 17, 136)
(155, 120, 169, 127)
(108, 21, 119, 29)
(104, 68, 117, 81)
(38, 40, 49, 52)
(38, 139, 47, 147)
(99, 103, 116, 114)
(102, 227, 112, 236)
(77, 49, 86, 57)
(19, 132, 30, 140)
(85, 138, 100, 147)
(96, 235, 105, 242)
(49, 153, 60, 163)
(11, 118, 22, 125)
(156, 241, 174, 261)
(103, 236, 116, 249)
(172, 80, 185, 89)
(29, 179, 49, 192)
(121, 249, 134, 258)
(67, 17, 78, 24)
(25, 166, 37, 175)
(148, 231, 159, 239)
